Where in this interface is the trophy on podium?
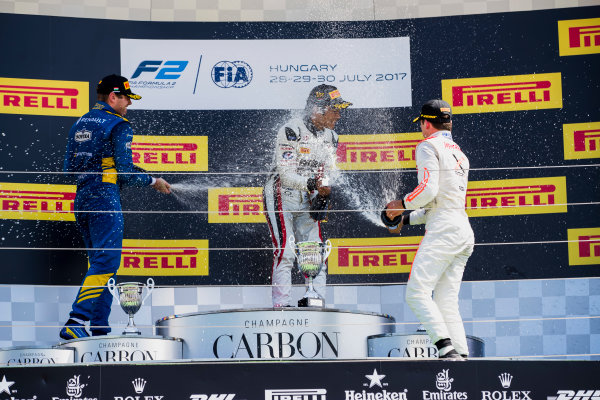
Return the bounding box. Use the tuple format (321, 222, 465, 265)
(290, 235, 332, 307)
(108, 278, 155, 335)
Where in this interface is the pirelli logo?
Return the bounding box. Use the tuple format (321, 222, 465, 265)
(328, 236, 423, 275)
(0, 77, 88, 117)
(336, 133, 422, 170)
(558, 18, 600, 56)
(466, 177, 567, 217)
(0, 182, 76, 221)
(117, 239, 209, 276)
(567, 228, 600, 266)
(132, 135, 208, 171)
(441, 73, 562, 114)
(208, 187, 265, 223)
(563, 122, 600, 160)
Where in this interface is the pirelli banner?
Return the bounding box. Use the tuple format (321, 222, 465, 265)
(0, 7, 598, 285)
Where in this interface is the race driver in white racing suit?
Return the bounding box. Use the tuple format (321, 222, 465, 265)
(382, 99, 474, 359)
(263, 84, 352, 307)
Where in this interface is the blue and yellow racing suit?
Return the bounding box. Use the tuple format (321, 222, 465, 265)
(63, 101, 152, 335)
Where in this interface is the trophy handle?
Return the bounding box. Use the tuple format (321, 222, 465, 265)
(141, 277, 155, 305)
(323, 239, 333, 260)
(107, 277, 120, 305)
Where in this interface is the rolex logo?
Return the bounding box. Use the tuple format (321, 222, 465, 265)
(499, 373, 513, 389)
(132, 377, 147, 394)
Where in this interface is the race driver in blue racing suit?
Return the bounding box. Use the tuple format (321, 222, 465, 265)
(60, 74, 171, 340)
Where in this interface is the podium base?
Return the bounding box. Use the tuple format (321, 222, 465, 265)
(298, 297, 324, 307)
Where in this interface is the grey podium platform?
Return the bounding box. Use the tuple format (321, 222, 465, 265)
(155, 307, 396, 359)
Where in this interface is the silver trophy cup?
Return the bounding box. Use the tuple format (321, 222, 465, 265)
(108, 278, 154, 335)
(289, 235, 332, 307)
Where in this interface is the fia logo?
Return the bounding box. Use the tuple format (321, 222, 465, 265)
(211, 61, 253, 88)
(436, 369, 454, 392)
(66, 375, 86, 398)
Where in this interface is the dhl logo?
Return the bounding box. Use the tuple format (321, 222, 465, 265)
(558, 18, 600, 56)
(567, 227, 600, 266)
(441, 73, 562, 114)
(116, 239, 209, 276)
(336, 133, 422, 170)
(328, 236, 423, 275)
(0, 182, 76, 221)
(208, 187, 266, 223)
(131, 135, 208, 171)
(563, 122, 600, 160)
(0, 77, 88, 117)
(466, 177, 567, 217)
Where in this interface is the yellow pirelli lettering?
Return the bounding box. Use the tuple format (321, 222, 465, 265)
(337, 133, 422, 170)
(328, 236, 423, 275)
(563, 122, 600, 160)
(208, 187, 265, 224)
(567, 227, 600, 266)
(466, 177, 567, 217)
(442, 73, 562, 114)
(0, 77, 88, 117)
(132, 135, 208, 172)
(558, 18, 600, 56)
(0, 182, 76, 221)
(117, 239, 209, 277)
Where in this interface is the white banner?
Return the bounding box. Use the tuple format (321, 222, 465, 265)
(120, 38, 411, 110)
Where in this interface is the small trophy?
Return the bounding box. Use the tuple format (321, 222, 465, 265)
(290, 235, 332, 307)
(108, 277, 154, 335)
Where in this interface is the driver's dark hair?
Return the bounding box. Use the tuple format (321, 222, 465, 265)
(429, 121, 452, 131)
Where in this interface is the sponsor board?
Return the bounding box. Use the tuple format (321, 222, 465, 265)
(481, 372, 532, 400)
(344, 368, 408, 400)
(54, 374, 98, 400)
(558, 18, 600, 56)
(422, 369, 468, 400)
(567, 227, 600, 266)
(549, 391, 600, 400)
(328, 236, 422, 275)
(131, 135, 208, 171)
(265, 389, 326, 400)
(336, 132, 421, 170)
(208, 187, 265, 223)
(120, 37, 412, 110)
(441, 73, 562, 114)
(0, 77, 88, 117)
(0, 182, 76, 221)
(117, 239, 209, 276)
(563, 122, 600, 160)
(466, 177, 567, 217)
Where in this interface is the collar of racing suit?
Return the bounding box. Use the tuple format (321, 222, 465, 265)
(428, 130, 453, 141)
(92, 101, 128, 121)
(303, 114, 321, 137)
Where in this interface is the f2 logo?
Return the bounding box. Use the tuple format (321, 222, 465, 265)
(131, 61, 189, 79)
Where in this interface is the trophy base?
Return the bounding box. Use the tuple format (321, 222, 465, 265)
(122, 331, 142, 335)
(298, 297, 324, 308)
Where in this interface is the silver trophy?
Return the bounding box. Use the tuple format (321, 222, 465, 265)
(107, 278, 154, 335)
(289, 235, 332, 307)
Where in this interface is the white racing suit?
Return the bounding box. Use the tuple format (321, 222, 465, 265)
(263, 116, 338, 307)
(403, 130, 474, 356)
